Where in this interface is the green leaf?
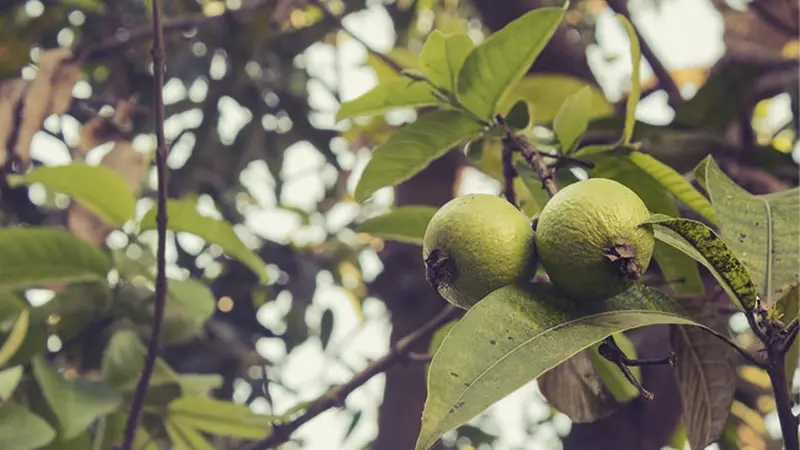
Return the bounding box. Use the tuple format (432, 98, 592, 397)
(553, 86, 592, 154)
(0, 402, 56, 449)
(101, 329, 146, 388)
(168, 397, 274, 439)
(97, 412, 157, 450)
(0, 310, 29, 368)
(166, 277, 216, 326)
(643, 214, 758, 311)
(0, 365, 23, 401)
(671, 295, 735, 450)
(695, 156, 800, 303)
(419, 31, 475, 92)
(357, 206, 438, 245)
(336, 78, 443, 122)
(776, 284, 799, 389)
(354, 110, 484, 201)
(166, 420, 214, 450)
(628, 151, 716, 225)
(140, 199, 267, 283)
(0, 227, 112, 290)
(31, 356, 122, 439)
(502, 75, 613, 125)
(416, 282, 704, 450)
(7, 163, 136, 227)
(504, 100, 532, 130)
(616, 14, 641, 145)
(456, 7, 566, 120)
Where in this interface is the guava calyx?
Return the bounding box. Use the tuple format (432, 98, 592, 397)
(602, 243, 643, 280)
(425, 249, 457, 292)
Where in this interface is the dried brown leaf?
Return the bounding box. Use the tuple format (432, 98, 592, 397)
(0, 79, 27, 167)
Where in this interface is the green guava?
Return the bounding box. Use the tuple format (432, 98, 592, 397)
(535, 178, 654, 301)
(423, 194, 537, 309)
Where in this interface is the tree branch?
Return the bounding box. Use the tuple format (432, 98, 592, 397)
(119, 0, 170, 447)
(606, 0, 683, 109)
(247, 305, 460, 450)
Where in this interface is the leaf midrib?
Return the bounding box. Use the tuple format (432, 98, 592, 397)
(422, 308, 694, 448)
(757, 195, 773, 302)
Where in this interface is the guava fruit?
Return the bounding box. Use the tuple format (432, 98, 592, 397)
(535, 178, 654, 301)
(423, 194, 537, 309)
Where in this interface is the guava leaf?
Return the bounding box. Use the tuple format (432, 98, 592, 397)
(501, 75, 613, 125)
(553, 86, 592, 154)
(336, 78, 443, 122)
(616, 13, 641, 145)
(416, 282, 707, 450)
(628, 151, 716, 225)
(168, 397, 275, 439)
(0, 365, 23, 401)
(419, 31, 475, 92)
(776, 284, 799, 388)
(6, 163, 136, 227)
(0, 227, 112, 290)
(0, 310, 29, 368)
(165, 420, 214, 450)
(671, 295, 735, 450)
(354, 110, 484, 201)
(0, 402, 56, 449)
(357, 206, 438, 245)
(643, 214, 758, 311)
(695, 156, 800, 303)
(456, 7, 565, 120)
(140, 199, 267, 284)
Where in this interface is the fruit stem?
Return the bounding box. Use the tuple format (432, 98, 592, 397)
(424, 249, 456, 293)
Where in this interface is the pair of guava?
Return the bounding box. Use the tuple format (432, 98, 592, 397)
(423, 178, 654, 309)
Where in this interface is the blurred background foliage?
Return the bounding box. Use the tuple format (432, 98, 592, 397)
(0, 0, 797, 449)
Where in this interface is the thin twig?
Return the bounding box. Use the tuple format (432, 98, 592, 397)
(307, 0, 404, 74)
(606, 0, 683, 109)
(501, 139, 518, 207)
(701, 327, 768, 369)
(495, 115, 558, 197)
(247, 306, 460, 450)
(119, 0, 170, 447)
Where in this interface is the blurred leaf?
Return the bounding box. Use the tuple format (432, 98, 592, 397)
(587, 332, 641, 404)
(336, 78, 443, 121)
(357, 206, 438, 245)
(166, 420, 214, 450)
(505, 99, 532, 130)
(538, 351, 619, 423)
(101, 329, 146, 388)
(0, 227, 112, 290)
(41, 430, 91, 450)
(0, 365, 22, 401)
(416, 282, 707, 450)
(60, 0, 105, 12)
(776, 284, 799, 388)
(354, 110, 483, 201)
(456, 7, 565, 120)
(695, 156, 800, 303)
(514, 161, 551, 214)
(166, 277, 216, 326)
(553, 86, 592, 154)
(628, 151, 716, 225)
(342, 410, 363, 444)
(320, 308, 334, 351)
(503, 75, 613, 124)
(644, 215, 758, 311)
(168, 397, 274, 439)
(616, 14, 641, 145)
(671, 295, 735, 450)
(7, 163, 136, 227)
(419, 31, 475, 92)
(0, 402, 56, 449)
(0, 292, 26, 323)
(140, 199, 267, 283)
(366, 49, 419, 82)
(0, 310, 28, 368)
(31, 356, 121, 439)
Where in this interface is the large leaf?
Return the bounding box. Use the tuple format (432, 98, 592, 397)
(140, 199, 267, 283)
(671, 295, 735, 450)
(553, 86, 592, 154)
(502, 75, 614, 124)
(0, 227, 112, 290)
(0, 402, 56, 449)
(0, 310, 29, 368)
(419, 31, 475, 92)
(164, 277, 216, 338)
(0, 365, 23, 401)
(336, 78, 442, 122)
(628, 151, 716, 225)
(644, 215, 758, 311)
(354, 110, 483, 201)
(168, 397, 274, 439)
(7, 163, 136, 227)
(695, 156, 800, 303)
(616, 14, 641, 145)
(357, 206, 438, 245)
(776, 285, 799, 388)
(416, 282, 706, 450)
(456, 7, 565, 120)
(97, 412, 157, 450)
(31, 356, 122, 439)
(166, 420, 214, 450)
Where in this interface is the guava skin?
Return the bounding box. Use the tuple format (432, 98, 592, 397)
(423, 194, 537, 309)
(535, 178, 654, 301)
